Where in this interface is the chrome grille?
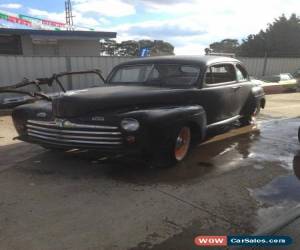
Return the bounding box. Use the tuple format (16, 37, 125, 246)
(25, 119, 123, 146)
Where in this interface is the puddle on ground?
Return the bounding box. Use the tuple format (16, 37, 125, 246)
(250, 151, 300, 228)
(14, 123, 260, 185)
(101, 125, 260, 185)
(17, 119, 299, 187)
(13, 118, 300, 189)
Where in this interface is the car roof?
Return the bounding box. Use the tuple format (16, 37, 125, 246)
(117, 55, 240, 68)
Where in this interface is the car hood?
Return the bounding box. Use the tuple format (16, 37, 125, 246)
(52, 85, 194, 117)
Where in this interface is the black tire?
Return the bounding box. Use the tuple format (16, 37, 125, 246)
(151, 126, 192, 168)
(240, 102, 261, 126)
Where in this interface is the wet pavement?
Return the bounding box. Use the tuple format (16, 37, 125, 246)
(0, 117, 300, 250)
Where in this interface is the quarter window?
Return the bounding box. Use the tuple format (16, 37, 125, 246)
(236, 64, 248, 81)
(205, 64, 236, 84)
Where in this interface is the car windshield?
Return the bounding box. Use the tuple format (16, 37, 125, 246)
(108, 64, 201, 87)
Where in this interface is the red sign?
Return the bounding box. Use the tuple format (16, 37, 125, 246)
(42, 20, 65, 28)
(194, 236, 228, 247)
(7, 16, 32, 26)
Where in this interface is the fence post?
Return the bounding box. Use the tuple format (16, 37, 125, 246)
(65, 57, 73, 90)
(262, 55, 268, 76)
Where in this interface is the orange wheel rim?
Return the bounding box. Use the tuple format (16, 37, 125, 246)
(175, 127, 191, 161)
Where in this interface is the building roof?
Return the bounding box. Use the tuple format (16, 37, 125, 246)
(117, 55, 240, 67)
(0, 28, 116, 40)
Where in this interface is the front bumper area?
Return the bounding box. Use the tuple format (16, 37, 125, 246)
(22, 119, 130, 151)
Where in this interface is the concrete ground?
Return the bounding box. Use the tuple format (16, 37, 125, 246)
(260, 93, 300, 118)
(0, 93, 300, 250)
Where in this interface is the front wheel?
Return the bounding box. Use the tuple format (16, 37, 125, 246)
(151, 126, 192, 168)
(174, 127, 191, 161)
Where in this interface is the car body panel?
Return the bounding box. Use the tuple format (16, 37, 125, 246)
(11, 56, 265, 155)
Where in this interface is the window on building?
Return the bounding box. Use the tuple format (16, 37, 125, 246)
(0, 35, 22, 55)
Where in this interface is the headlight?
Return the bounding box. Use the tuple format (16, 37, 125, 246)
(121, 118, 140, 132)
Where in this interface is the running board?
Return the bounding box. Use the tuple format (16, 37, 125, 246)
(206, 115, 241, 129)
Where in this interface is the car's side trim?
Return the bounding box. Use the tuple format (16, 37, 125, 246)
(206, 115, 240, 129)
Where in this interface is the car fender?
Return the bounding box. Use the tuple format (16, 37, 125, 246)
(241, 85, 265, 116)
(120, 105, 207, 146)
(251, 85, 266, 108)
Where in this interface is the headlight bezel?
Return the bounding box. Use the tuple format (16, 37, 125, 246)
(121, 118, 140, 132)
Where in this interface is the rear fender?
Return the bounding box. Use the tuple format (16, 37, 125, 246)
(241, 86, 265, 115)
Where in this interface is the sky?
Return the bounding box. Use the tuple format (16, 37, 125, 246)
(0, 0, 299, 55)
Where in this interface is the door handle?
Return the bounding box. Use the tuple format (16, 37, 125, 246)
(232, 85, 241, 90)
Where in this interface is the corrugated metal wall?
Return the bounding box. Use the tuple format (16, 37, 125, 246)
(237, 57, 265, 77)
(264, 57, 300, 76)
(0, 56, 131, 103)
(0, 56, 131, 86)
(0, 56, 67, 84)
(1, 55, 300, 98)
(237, 57, 300, 77)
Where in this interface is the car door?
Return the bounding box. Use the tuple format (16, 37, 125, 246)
(200, 63, 239, 125)
(233, 63, 253, 115)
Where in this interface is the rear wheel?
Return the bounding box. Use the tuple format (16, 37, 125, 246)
(240, 102, 261, 126)
(151, 126, 192, 168)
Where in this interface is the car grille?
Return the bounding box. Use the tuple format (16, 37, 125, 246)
(25, 119, 123, 147)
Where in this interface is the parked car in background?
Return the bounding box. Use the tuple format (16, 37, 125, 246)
(260, 73, 298, 94)
(0, 95, 33, 109)
(261, 73, 296, 84)
(8, 56, 265, 167)
(293, 68, 300, 84)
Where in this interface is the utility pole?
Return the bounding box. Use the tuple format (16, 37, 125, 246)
(65, 0, 74, 30)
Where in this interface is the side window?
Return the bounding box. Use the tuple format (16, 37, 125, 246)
(205, 64, 236, 84)
(236, 64, 248, 81)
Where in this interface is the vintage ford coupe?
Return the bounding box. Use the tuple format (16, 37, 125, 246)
(10, 56, 265, 166)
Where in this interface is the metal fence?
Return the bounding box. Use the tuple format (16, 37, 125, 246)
(0, 55, 131, 88)
(237, 57, 300, 77)
(0, 55, 132, 103)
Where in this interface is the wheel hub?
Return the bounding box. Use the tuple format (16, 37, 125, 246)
(174, 127, 191, 161)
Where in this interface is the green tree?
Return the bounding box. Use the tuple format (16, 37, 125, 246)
(206, 39, 239, 54)
(100, 39, 174, 56)
(238, 14, 300, 57)
(99, 39, 118, 56)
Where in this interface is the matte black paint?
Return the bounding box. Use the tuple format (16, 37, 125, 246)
(12, 56, 265, 155)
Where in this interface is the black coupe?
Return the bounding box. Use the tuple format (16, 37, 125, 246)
(10, 56, 265, 166)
